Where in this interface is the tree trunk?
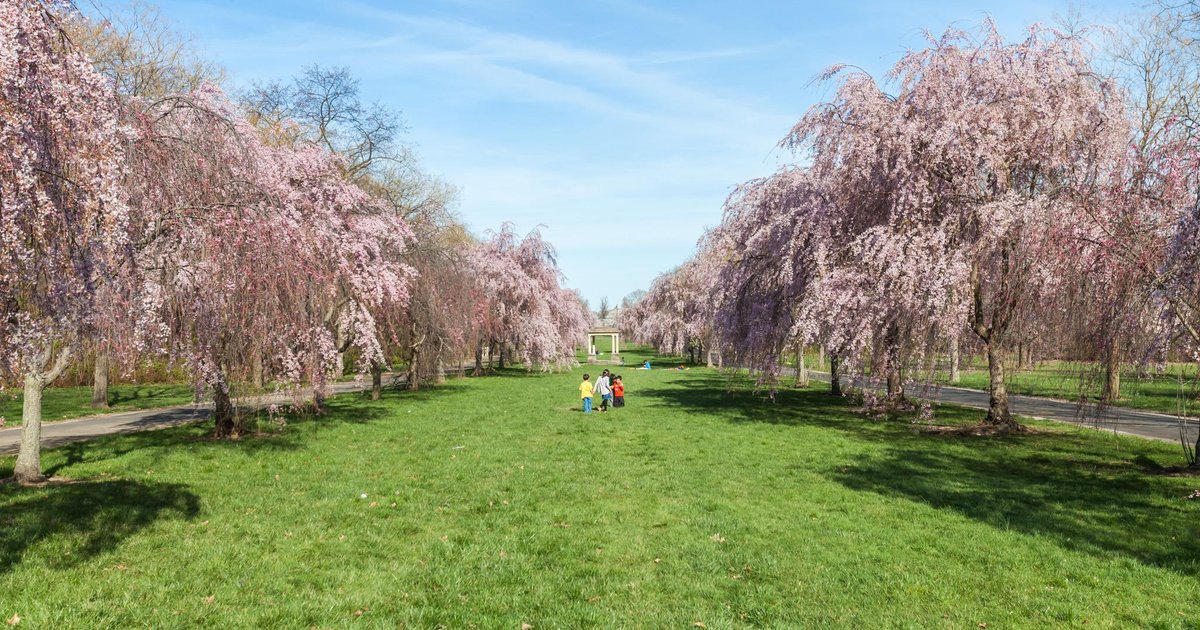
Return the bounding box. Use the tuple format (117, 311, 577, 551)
(830, 354, 842, 396)
(407, 349, 420, 391)
(13, 374, 46, 484)
(949, 341, 961, 384)
(251, 354, 265, 390)
(436, 343, 446, 384)
(794, 346, 809, 387)
(91, 351, 109, 409)
(473, 342, 484, 376)
(984, 340, 1015, 427)
(312, 388, 326, 415)
(886, 366, 902, 399)
(213, 382, 237, 438)
(706, 348, 715, 368)
(884, 326, 903, 399)
(371, 361, 383, 401)
(1102, 338, 1121, 402)
(817, 345, 825, 371)
(496, 341, 504, 369)
(13, 344, 73, 484)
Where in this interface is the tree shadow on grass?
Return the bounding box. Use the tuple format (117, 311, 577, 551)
(636, 372, 871, 434)
(824, 444, 1200, 577)
(0, 479, 200, 575)
(641, 371, 1200, 576)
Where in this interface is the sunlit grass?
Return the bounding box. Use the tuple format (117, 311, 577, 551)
(0, 348, 1196, 627)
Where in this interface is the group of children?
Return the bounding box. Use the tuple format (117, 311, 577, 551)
(578, 369, 625, 413)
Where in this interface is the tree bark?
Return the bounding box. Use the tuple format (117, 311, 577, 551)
(817, 346, 825, 371)
(213, 381, 237, 438)
(1102, 338, 1121, 402)
(14, 343, 73, 484)
(949, 341, 961, 384)
(473, 342, 484, 376)
(884, 326, 903, 400)
(983, 340, 1014, 426)
(371, 361, 383, 401)
(970, 262, 1017, 428)
(886, 366, 902, 399)
(91, 351, 110, 409)
(13, 375, 46, 484)
(407, 348, 421, 391)
(706, 348, 715, 369)
(251, 353, 265, 390)
(830, 353, 842, 396)
(794, 347, 809, 387)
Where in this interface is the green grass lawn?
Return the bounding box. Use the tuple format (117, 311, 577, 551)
(0, 383, 195, 427)
(1, 349, 1198, 627)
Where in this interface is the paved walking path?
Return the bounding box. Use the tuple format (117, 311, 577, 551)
(807, 371, 1198, 445)
(0, 376, 399, 456)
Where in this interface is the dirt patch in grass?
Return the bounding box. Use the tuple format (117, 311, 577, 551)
(916, 422, 1042, 437)
(0, 475, 87, 488)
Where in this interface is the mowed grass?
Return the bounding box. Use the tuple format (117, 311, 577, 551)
(0, 349, 1198, 628)
(0, 383, 195, 426)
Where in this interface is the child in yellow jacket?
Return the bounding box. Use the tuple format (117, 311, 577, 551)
(579, 374, 594, 413)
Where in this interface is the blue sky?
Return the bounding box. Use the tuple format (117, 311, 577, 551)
(107, 0, 1132, 308)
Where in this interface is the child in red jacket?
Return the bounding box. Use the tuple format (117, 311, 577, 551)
(612, 375, 625, 408)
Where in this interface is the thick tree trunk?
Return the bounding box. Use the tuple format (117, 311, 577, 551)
(91, 351, 109, 409)
(1102, 338, 1121, 402)
(706, 348, 715, 369)
(830, 354, 842, 396)
(13, 344, 73, 484)
(949, 342, 961, 384)
(371, 361, 383, 401)
(984, 341, 1015, 427)
(817, 346, 825, 371)
(213, 382, 237, 438)
(473, 342, 484, 376)
(13, 375, 46, 484)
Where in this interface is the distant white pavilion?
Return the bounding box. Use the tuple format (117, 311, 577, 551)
(586, 326, 622, 364)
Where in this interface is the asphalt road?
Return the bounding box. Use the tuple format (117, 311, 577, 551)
(807, 371, 1199, 446)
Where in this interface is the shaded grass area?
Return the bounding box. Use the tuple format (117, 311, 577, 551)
(0, 348, 1197, 627)
(0, 383, 195, 427)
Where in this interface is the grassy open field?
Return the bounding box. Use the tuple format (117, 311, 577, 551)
(1, 348, 1197, 627)
(0, 383, 195, 427)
